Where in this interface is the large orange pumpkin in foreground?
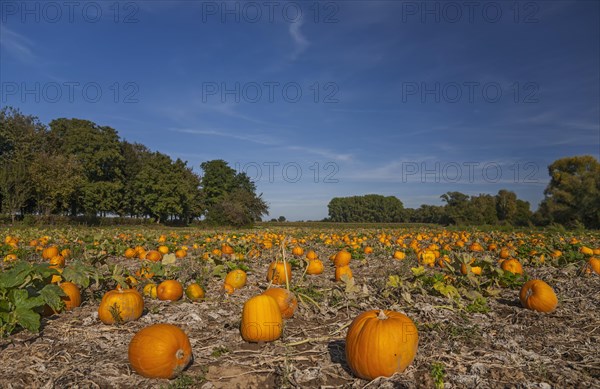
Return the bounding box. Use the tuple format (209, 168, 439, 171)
(519, 279, 558, 313)
(240, 295, 282, 342)
(345, 310, 419, 380)
(128, 323, 192, 379)
(98, 288, 144, 324)
(262, 288, 297, 319)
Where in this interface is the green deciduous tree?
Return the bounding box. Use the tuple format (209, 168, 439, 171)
(495, 189, 517, 223)
(48, 118, 125, 216)
(200, 160, 268, 226)
(537, 155, 600, 228)
(327, 194, 405, 222)
(0, 107, 45, 221)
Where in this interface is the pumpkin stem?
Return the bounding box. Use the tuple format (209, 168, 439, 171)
(175, 349, 185, 360)
(377, 310, 388, 320)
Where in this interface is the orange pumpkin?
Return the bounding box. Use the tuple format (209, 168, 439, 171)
(306, 250, 318, 260)
(520, 279, 558, 313)
(145, 250, 163, 262)
(267, 262, 292, 285)
(42, 246, 59, 260)
(98, 288, 144, 324)
(185, 283, 205, 301)
(262, 288, 297, 319)
(221, 244, 234, 255)
(59, 281, 82, 311)
(292, 246, 304, 256)
(240, 295, 282, 342)
(335, 265, 353, 281)
(143, 283, 157, 299)
(48, 255, 65, 268)
(345, 310, 418, 380)
(501, 258, 523, 275)
(223, 283, 235, 295)
(224, 269, 247, 289)
(580, 246, 594, 256)
(333, 250, 351, 267)
(128, 323, 192, 379)
(469, 242, 484, 252)
(584, 257, 600, 275)
(124, 248, 137, 258)
(393, 251, 406, 260)
(157, 280, 184, 301)
(306, 259, 324, 275)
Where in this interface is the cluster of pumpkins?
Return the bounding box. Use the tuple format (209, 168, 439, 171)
(39, 241, 575, 382)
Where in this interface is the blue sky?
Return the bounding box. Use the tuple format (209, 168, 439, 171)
(1, 1, 599, 220)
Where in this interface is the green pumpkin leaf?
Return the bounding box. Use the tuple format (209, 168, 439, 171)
(411, 266, 425, 277)
(15, 306, 41, 333)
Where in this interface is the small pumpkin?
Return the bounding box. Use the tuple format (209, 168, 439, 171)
(185, 283, 205, 301)
(128, 323, 192, 379)
(292, 246, 304, 256)
(157, 245, 170, 254)
(223, 283, 235, 295)
(145, 250, 163, 262)
(49, 255, 65, 268)
(584, 257, 600, 275)
(579, 246, 594, 256)
(306, 259, 324, 275)
(469, 242, 484, 252)
(364, 246, 373, 254)
(143, 283, 157, 299)
(98, 288, 144, 324)
(267, 262, 292, 285)
(262, 288, 297, 319)
(501, 258, 523, 275)
(393, 251, 406, 260)
(157, 280, 184, 301)
(519, 279, 558, 313)
(335, 265, 353, 281)
(345, 310, 419, 380)
(42, 246, 59, 260)
(59, 281, 82, 311)
(124, 248, 137, 258)
(306, 250, 319, 260)
(225, 269, 247, 289)
(240, 295, 282, 342)
(333, 250, 351, 267)
(221, 244, 234, 255)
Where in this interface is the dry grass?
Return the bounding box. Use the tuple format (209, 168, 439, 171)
(1, 251, 599, 388)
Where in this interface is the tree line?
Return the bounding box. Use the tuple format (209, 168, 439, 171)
(0, 107, 268, 226)
(327, 156, 600, 229)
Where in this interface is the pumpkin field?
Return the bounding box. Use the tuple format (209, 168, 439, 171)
(0, 225, 599, 388)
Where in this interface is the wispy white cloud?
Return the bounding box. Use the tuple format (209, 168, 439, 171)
(170, 127, 278, 146)
(288, 19, 309, 60)
(286, 145, 353, 162)
(0, 25, 35, 63)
